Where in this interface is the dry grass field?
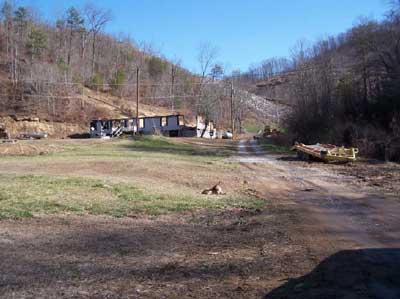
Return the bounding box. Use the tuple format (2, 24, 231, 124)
(0, 136, 399, 298)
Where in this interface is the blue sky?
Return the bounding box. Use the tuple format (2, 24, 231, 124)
(21, 0, 389, 74)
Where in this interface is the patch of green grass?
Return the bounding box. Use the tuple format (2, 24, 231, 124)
(123, 136, 235, 158)
(259, 140, 292, 155)
(42, 136, 234, 162)
(243, 120, 289, 135)
(243, 121, 265, 134)
(0, 174, 265, 220)
(0, 137, 234, 168)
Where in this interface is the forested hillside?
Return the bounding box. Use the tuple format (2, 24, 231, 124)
(0, 1, 202, 126)
(0, 2, 253, 136)
(235, 2, 400, 161)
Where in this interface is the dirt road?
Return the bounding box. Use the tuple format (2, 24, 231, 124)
(237, 139, 400, 299)
(237, 139, 400, 249)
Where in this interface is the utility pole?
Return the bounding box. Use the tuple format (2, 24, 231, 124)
(171, 66, 175, 112)
(230, 80, 234, 138)
(136, 67, 140, 135)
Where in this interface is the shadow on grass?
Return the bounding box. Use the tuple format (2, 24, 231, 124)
(264, 248, 400, 299)
(0, 208, 290, 298)
(120, 136, 236, 158)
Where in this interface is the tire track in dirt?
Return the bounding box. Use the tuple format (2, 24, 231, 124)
(233, 139, 400, 249)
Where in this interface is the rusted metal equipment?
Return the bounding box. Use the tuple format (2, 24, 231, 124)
(292, 142, 359, 163)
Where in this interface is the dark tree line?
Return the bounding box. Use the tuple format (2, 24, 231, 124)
(237, 2, 400, 160)
(289, 5, 400, 160)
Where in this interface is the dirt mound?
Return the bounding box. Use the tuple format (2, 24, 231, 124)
(0, 116, 86, 139)
(0, 88, 192, 138)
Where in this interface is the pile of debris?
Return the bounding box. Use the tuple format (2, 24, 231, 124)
(1, 122, 48, 140)
(196, 116, 233, 140)
(18, 132, 48, 140)
(254, 125, 282, 140)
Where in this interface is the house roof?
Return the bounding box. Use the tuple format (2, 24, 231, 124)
(92, 114, 184, 122)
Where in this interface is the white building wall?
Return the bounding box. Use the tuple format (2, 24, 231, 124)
(196, 116, 216, 139)
(139, 116, 182, 134)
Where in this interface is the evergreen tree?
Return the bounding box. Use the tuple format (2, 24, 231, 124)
(66, 7, 84, 65)
(27, 27, 47, 59)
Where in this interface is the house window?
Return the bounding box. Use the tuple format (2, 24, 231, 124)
(139, 119, 144, 128)
(161, 117, 168, 127)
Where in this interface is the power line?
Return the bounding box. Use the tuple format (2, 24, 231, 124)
(126, 95, 203, 100)
(0, 79, 224, 87)
(0, 93, 80, 99)
(0, 93, 205, 100)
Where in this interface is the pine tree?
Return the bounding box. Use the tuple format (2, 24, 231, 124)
(66, 7, 84, 66)
(27, 27, 47, 60)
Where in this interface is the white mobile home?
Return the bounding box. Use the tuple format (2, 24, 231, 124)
(90, 114, 185, 138)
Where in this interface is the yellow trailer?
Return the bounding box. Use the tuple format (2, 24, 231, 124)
(291, 142, 359, 163)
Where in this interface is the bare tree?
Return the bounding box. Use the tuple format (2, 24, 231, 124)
(197, 42, 218, 83)
(1, 1, 14, 81)
(85, 2, 111, 77)
(196, 42, 220, 123)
